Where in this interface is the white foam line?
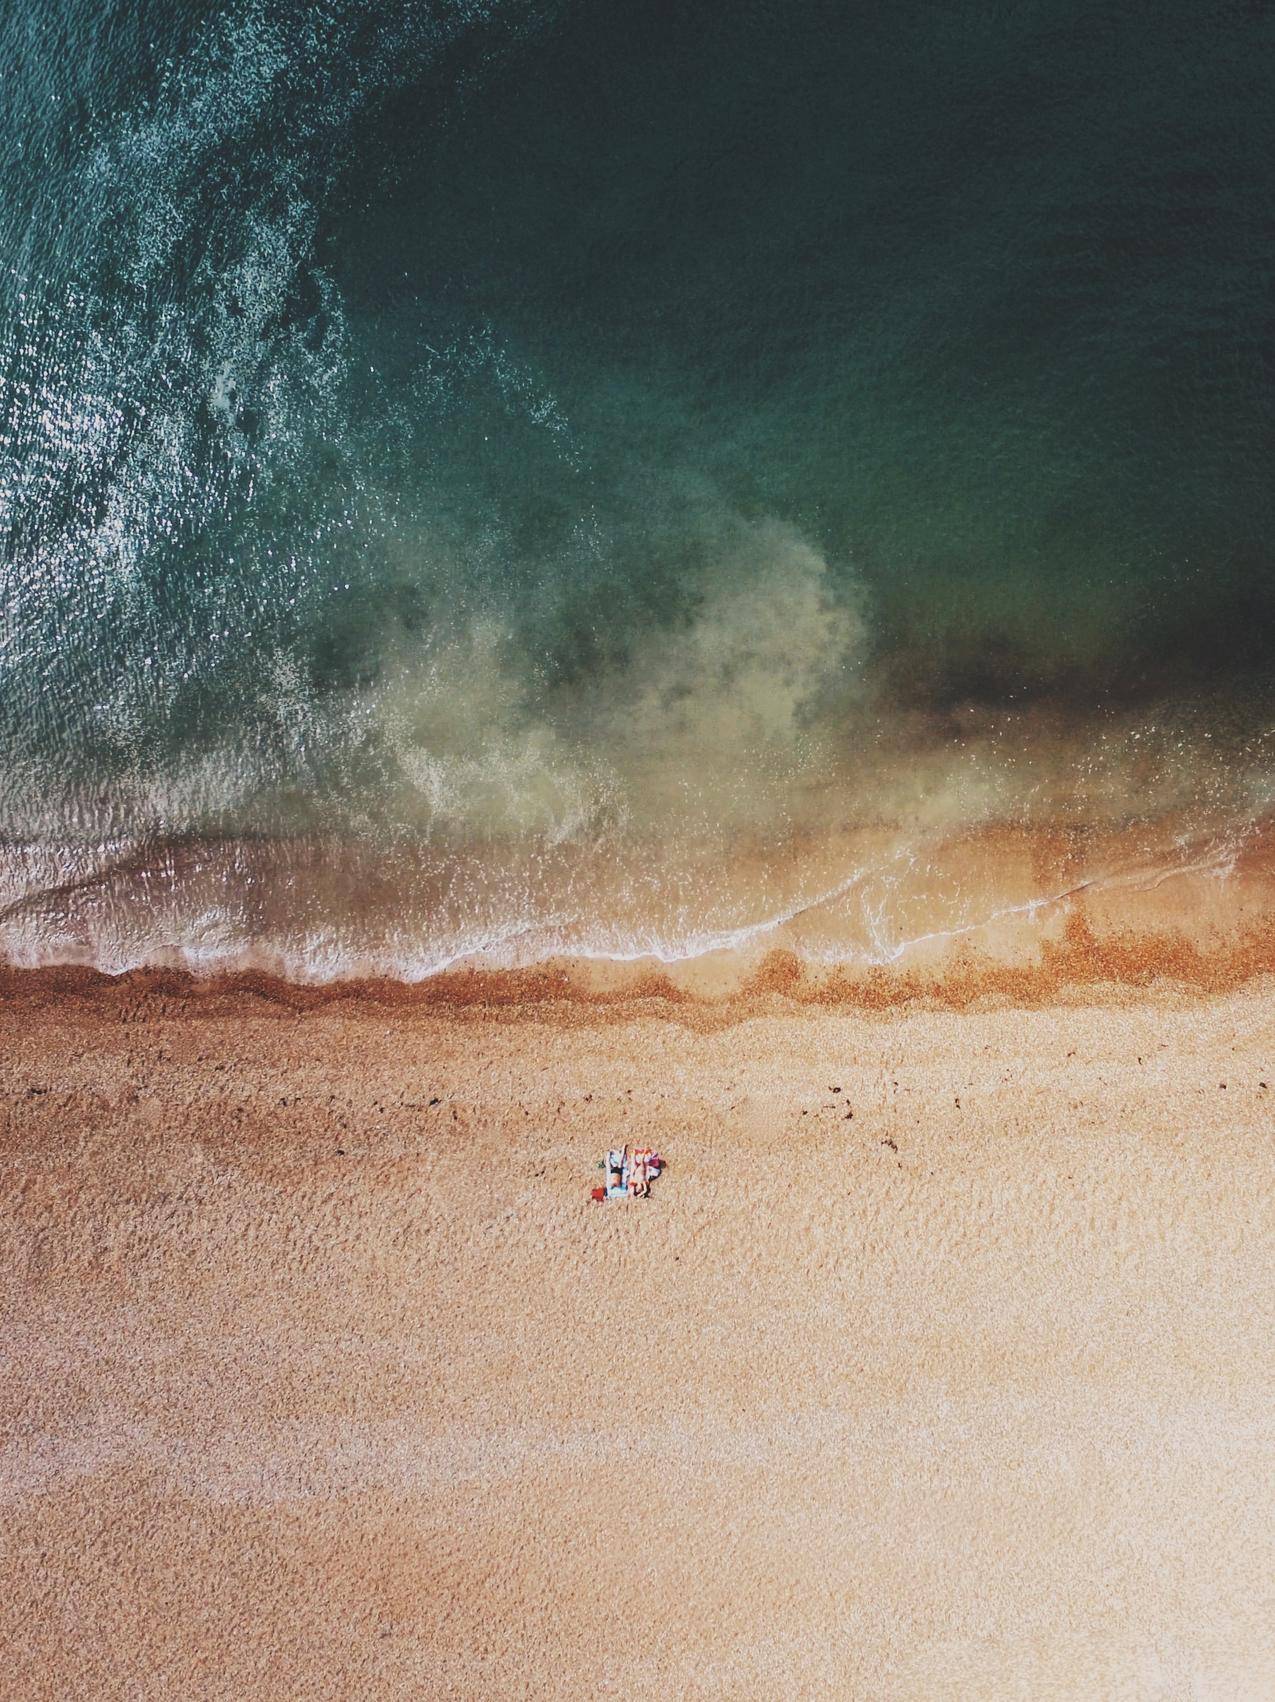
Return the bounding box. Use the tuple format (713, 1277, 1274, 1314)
(497, 842, 1243, 975)
(828, 845, 1243, 968)
(542, 862, 875, 967)
(810, 845, 1241, 968)
(0, 831, 1256, 984)
(522, 839, 1244, 975)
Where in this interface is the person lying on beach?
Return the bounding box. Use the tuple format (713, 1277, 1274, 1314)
(606, 1148, 626, 1193)
(629, 1147, 650, 1198)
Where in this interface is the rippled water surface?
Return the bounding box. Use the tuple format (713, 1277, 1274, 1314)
(1, 1, 1272, 974)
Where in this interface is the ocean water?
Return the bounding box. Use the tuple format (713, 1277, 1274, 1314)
(0, 0, 1272, 976)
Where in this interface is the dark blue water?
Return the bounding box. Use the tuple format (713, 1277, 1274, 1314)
(0, 1, 1271, 974)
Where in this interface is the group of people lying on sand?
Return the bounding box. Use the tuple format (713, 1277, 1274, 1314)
(594, 1145, 663, 1200)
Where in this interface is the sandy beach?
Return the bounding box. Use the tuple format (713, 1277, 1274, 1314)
(1, 960, 1272, 1700)
(5, 0, 1275, 1692)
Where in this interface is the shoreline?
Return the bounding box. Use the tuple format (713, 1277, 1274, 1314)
(4, 906, 1275, 1020)
(2, 815, 1272, 996)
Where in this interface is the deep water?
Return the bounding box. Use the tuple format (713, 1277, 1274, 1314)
(1, 0, 1272, 973)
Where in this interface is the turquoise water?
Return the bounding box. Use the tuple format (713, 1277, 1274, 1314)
(0, 1, 1272, 974)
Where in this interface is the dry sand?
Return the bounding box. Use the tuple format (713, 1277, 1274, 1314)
(1, 967, 1273, 1699)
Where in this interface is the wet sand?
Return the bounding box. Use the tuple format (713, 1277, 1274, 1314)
(2, 967, 1274, 1698)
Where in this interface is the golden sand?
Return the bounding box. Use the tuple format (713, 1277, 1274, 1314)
(2, 963, 1273, 1698)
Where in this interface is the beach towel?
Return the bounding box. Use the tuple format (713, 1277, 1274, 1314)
(594, 1149, 662, 1199)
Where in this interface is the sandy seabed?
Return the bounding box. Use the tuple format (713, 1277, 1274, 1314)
(1, 964, 1273, 1699)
